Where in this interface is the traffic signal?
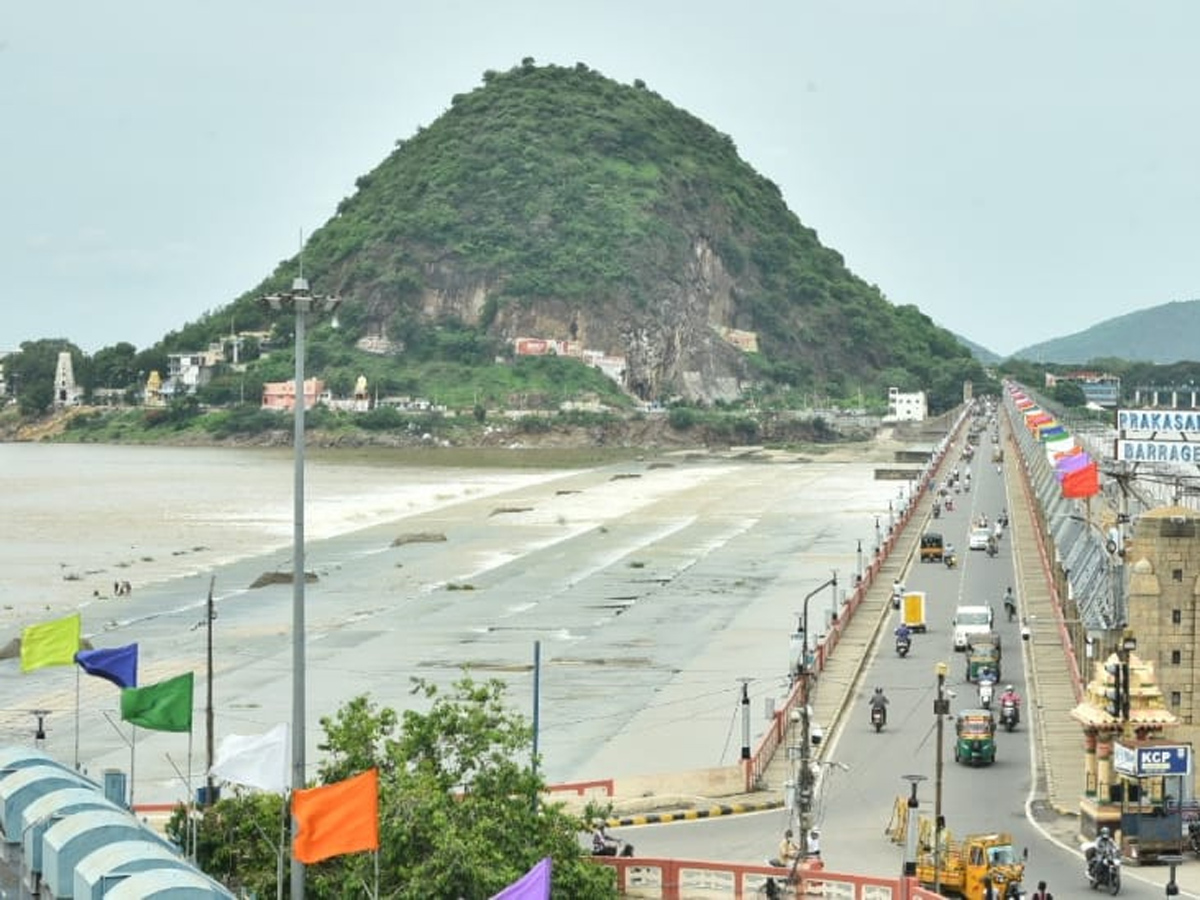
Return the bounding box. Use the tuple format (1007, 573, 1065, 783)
(1104, 660, 1124, 719)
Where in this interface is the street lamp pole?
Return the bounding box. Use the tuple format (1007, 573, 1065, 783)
(262, 275, 340, 900)
(933, 661, 950, 894)
(901, 774, 926, 889)
(793, 573, 837, 876)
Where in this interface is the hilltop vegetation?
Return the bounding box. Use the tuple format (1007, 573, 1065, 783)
(6, 60, 1000, 436)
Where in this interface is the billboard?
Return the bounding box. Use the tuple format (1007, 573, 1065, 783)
(1116, 407, 1200, 462)
(1114, 742, 1191, 778)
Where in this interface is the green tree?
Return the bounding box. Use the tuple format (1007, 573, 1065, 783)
(179, 677, 614, 899)
(1051, 380, 1088, 408)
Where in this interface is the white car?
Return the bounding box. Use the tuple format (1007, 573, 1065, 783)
(969, 528, 990, 550)
(953, 605, 995, 651)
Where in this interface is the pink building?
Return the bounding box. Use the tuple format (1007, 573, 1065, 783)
(261, 378, 328, 411)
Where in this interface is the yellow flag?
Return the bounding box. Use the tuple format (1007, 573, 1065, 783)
(21, 612, 82, 673)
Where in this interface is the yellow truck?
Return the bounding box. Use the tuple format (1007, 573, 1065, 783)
(914, 819, 1025, 900)
(901, 591, 927, 632)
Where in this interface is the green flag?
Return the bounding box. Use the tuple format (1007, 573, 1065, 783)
(120, 672, 194, 732)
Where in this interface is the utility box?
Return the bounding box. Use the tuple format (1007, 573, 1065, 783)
(102, 769, 128, 808)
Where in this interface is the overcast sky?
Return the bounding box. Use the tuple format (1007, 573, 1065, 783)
(4, 2, 1197, 358)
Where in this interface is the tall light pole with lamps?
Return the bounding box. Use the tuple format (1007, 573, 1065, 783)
(261, 274, 341, 900)
(933, 662, 950, 894)
(790, 573, 837, 877)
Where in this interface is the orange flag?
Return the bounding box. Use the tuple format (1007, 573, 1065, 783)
(292, 768, 380, 864)
(1062, 461, 1100, 499)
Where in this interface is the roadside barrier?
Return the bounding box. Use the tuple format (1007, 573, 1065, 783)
(591, 856, 944, 899)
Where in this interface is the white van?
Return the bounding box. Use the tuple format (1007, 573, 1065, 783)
(952, 605, 994, 651)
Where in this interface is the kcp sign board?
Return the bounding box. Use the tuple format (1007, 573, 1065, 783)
(1114, 742, 1192, 778)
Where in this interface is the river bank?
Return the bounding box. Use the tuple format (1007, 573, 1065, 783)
(0, 441, 920, 802)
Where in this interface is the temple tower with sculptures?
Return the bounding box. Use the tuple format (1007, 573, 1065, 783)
(1069, 505, 1200, 860)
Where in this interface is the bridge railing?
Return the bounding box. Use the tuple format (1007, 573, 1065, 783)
(592, 856, 944, 899)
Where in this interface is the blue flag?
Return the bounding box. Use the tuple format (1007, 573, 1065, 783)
(75, 643, 138, 689)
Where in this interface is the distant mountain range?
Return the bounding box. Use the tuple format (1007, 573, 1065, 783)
(961, 299, 1200, 365)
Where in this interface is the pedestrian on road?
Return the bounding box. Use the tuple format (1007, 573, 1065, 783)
(806, 827, 821, 858)
(1030, 880, 1053, 900)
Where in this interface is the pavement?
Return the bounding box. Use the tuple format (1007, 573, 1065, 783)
(617, 413, 1200, 897)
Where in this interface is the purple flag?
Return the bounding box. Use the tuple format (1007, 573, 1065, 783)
(490, 857, 551, 900)
(1055, 453, 1091, 479)
(75, 643, 138, 689)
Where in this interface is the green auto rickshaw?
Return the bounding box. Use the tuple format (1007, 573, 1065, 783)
(954, 709, 996, 766)
(965, 645, 1002, 683)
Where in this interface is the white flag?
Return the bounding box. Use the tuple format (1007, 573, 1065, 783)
(210, 723, 290, 794)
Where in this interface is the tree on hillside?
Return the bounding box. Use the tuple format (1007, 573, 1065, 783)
(176, 676, 615, 899)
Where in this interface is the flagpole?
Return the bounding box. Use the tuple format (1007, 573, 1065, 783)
(74, 666, 81, 770)
(278, 794, 287, 900)
(205, 574, 216, 807)
(129, 725, 137, 808)
(187, 728, 195, 861)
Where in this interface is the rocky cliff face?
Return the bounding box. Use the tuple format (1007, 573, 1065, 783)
(399, 235, 751, 403)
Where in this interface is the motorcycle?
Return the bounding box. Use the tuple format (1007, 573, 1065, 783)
(871, 705, 886, 732)
(892, 590, 903, 610)
(1087, 846, 1121, 894)
(593, 837, 635, 858)
(944, 551, 957, 570)
(896, 635, 911, 658)
(978, 680, 995, 709)
(933, 503, 941, 519)
(1188, 820, 1200, 856)
(1000, 699, 1019, 732)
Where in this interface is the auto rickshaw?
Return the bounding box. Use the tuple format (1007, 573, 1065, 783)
(954, 709, 996, 766)
(920, 532, 945, 563)
(966, 645, 1001, 683)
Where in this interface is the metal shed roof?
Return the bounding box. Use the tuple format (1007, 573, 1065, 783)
(74, 839, 192, 900)
(0, 746, 60, 771)
(0, 764, 93, 843)
(19, 786, 119, 882)
(42, 808, 156, 899)
(101, 867, 235, 899)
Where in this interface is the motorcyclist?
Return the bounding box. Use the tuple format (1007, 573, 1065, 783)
(776, 828, 801, 866)
(869, 687, 889, 725)
(895, 623, 912, 642)
(977, 671, 996, 707)
(1000, 684, 1021, 710)
(592, 820, 620, 856)
(1003, 587, 1017, 621)
(1086, 827, 1118, 878)
(944, 544, 957, 568)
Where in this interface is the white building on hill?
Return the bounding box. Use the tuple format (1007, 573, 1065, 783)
(884, 386, 927, 422)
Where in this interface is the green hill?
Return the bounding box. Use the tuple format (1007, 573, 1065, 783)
(213, 60, 985, 410)
(1011, 298, 1200, 365)
(12, 61, 993, 419)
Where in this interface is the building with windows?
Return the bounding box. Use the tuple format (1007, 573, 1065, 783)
(1045, 371, 1121, 408)
(884, 387, 927, 422)
(162, 348, 224, 399)
(261, 378, 330, 411)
